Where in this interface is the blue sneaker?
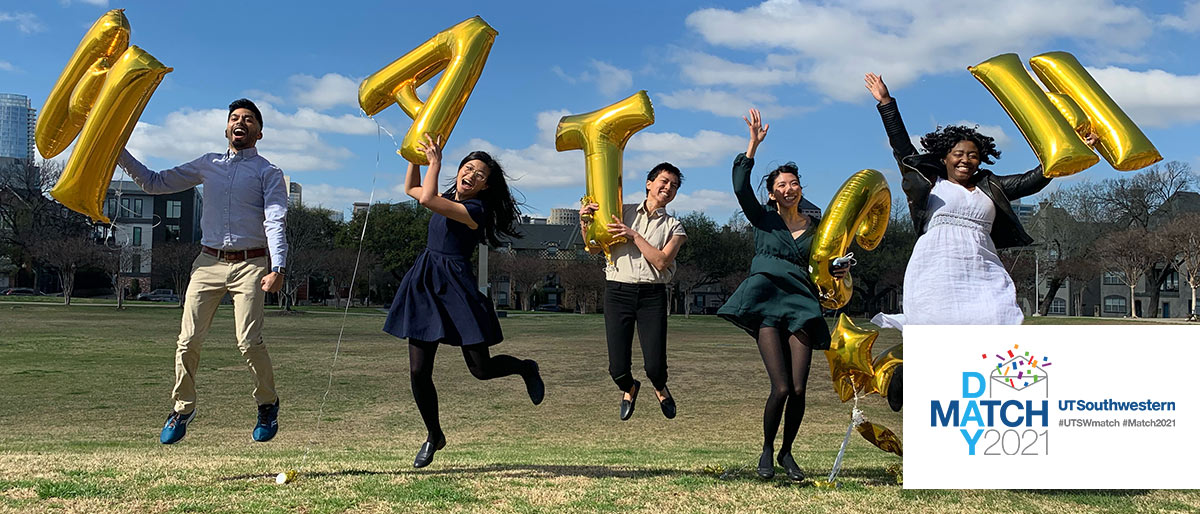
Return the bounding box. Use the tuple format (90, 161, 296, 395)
(160, 409, 195, 444)
(253, 399, 279, 442)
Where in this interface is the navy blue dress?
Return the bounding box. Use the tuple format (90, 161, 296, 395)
(384, 198, 503, 346)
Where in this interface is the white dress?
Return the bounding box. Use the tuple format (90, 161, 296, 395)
(872, 177, 1024, 330)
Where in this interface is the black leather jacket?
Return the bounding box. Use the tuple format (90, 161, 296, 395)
(878, 99, 1051, 249)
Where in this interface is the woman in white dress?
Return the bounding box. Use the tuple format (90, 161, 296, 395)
(864, 73, 1067, 331)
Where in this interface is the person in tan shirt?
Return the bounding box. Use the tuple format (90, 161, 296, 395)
(580, 163, 687, 421)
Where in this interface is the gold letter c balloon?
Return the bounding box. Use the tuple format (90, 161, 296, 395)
(555, 91, 655, 261)
(358, 16, 497, 165)
(38, 9, 172, 223)
(809, 169, 890, 309)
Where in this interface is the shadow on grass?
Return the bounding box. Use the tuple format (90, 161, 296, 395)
(220, 464, 706, 482)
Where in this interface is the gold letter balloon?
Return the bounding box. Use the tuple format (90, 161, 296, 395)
(555, 91, 655, 260)
(358, 16, 497, 165)
(969, 52, 1160, 178)
(809, 169, 890, 309)
(38, 9, 172, 223)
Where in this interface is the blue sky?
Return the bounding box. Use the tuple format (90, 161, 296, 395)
(3, 0, 1199, 223)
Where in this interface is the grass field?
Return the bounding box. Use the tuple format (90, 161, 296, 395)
(0, 304, 1196, 513)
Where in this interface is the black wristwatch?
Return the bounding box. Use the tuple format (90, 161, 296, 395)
(272, 266, 286, 275)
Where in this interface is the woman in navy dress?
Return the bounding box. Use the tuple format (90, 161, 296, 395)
(384, 135, 544, 468)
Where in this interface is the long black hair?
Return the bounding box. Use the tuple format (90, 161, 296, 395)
(441, 151, 522, 247)
(919, 125, 1001, 165)
(760, 162, 802, 211)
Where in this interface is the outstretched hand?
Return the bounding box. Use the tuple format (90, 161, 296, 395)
(864, 73, 892, 105)
(743, 108, 769, 158)
(416, 133, 443, 167)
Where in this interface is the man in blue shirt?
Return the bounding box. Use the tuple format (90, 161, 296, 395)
(118, 98, 288, 444)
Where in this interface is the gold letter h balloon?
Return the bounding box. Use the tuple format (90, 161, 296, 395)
(38, 9, 172, 223)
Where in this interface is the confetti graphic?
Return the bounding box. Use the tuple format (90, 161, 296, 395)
(988, 344, 1051, 392)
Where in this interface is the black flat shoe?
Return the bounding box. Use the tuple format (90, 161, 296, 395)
(523, 360, 545, 406)
(619, 380, 640, 421)
(657, 389, 676, 419)
(756, 450, 775, 479)
(777, 452, 805, 482)
(413, 435, 446, 469)
(887, 366, 903, 412)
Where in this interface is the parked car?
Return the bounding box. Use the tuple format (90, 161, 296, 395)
(1, 288, 43, 296)
(534, 303, 563, 312)
(138, 289, 179, 302)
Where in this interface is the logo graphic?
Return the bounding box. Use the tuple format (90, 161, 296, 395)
(985, 344, 1052, 397)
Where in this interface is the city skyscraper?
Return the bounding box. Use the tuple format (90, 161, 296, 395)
(0, 93, 36, 161)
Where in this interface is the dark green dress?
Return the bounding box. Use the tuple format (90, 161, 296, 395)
(717, 153, 831, 350)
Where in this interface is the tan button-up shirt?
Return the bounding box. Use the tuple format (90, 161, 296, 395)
(604, 201, 687, 284)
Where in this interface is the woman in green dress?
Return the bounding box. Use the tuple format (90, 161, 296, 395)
(718, 108, 845, 482)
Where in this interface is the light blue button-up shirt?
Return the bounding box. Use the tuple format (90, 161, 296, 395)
(118, 147, 288, 267)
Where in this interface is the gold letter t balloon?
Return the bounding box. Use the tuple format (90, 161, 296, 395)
(555, 91, 655, 261)
(358, 16, 497, 165)
(38, 9, 172, 223)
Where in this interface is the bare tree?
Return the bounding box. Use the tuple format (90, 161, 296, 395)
(30, 235, 98, 305)
(495, 252, 550, 311)
(153, 241, 200, 307)
(1094, 229, 1159, 317)
(1162, 213, 1200, 320)
(1, 159, 92, 287)
(282, 205, 339, 309)
(96, 245, 141, 309)
(557, 256, 605, 313)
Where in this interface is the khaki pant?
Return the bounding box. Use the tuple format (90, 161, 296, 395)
(172, 252, 277, 414)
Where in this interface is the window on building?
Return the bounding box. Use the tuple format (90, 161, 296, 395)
(133, 198, 143, 217)
(125, 252, 140, 274)
(1049, 298, 1066, 315)
(120, 197, 130, 217)
(166, 224, 181, 243)
(167, 200, 182, 219)
(132, 226, 142, 246)
(1103, 295, 1127, 314)
(1103, 271, 1125, 285)
(1161, 269, 1179, 292)
(106, 198, 117, 219)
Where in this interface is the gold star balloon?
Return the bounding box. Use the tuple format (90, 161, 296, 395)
(824, 314, 880, 401)
(872, 343, 903, 400)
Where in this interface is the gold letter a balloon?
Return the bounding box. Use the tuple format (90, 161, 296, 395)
(38, 9, 172, 223)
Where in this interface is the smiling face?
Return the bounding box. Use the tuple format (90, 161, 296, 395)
(456, 159, 490, 200)
(225, 108, 262, 150)
(645, 171, 680, 207)
(768, 171, 802, 210)
(943, 140, 981, 183)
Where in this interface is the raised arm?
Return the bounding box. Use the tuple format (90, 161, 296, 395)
(118, 149, 205, 194)
(410, 134, 478, 229)
(865, 73, 919, 160)
(733, 109, 769, 227)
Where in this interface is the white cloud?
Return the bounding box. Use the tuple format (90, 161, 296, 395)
(1085, 67, 1200, 128)
(126, 104, 369, 172)
(683, 0, 1155, 102)
(626, 129, 745, 171)
(0, 12, 44, 33)
(657, 87, 810, 118)
(242, 89, 285, 105)
(553, 60, 634, 96)
(301, 183, 374, 211)
(289, 73, 360, 111)
(0, 61, 15, 72)
(1161, 1, 1200, 32)
(622, 188, 737, 216)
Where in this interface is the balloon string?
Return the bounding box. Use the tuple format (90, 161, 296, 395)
(295, 117, 383, 474)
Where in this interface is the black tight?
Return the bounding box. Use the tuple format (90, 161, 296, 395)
(756, 326, 814, 455)
(408, 340, 529, 442)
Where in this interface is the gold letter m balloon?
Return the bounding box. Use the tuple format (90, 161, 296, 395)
(555, 91, 655, 261)
(970, 52, 1161, 178)
(358, 16, 497, 165)
(38, 9, 172, 223)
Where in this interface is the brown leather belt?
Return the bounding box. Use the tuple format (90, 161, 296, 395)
(202, 246, 267, 262)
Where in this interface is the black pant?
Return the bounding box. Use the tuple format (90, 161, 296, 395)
(604, 281, 668, 392)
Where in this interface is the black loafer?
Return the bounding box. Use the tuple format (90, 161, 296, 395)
(756, 450, 775, 479)
(619, 380, 640, 421)
(523, 360, 545, 406)
(658, 389, 676, 419)
(413, 435, 446, 468)
(887, 366, 903, 412)
(777, 452, 805, 482)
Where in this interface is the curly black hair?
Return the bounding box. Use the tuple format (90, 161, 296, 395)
(441, 151, 523, 247)
(919, 125, 1001, 165)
